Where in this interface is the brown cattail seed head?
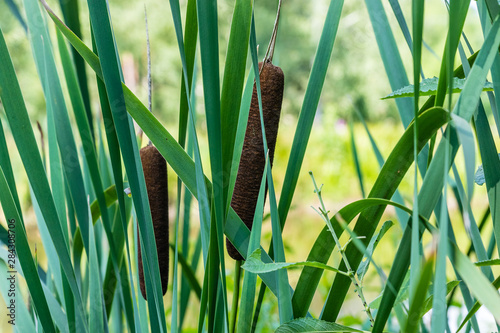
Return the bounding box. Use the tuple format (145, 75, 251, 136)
(227, 61, 284, 260)
(138, 145, 169, 299)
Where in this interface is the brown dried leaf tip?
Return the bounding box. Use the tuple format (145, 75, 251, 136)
(138, 145, 169, 300)
(227, 61, 284, 260)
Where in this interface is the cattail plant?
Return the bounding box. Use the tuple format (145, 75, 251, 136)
(226, 7, 285, 260)
(138, 144, 169, 299)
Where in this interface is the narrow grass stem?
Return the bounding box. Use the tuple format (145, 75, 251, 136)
(309, 171, 374, 326)
(230, 260, 242, 333)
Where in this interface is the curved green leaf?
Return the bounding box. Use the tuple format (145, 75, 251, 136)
(169, 243, 202, 299)
(0, 26, 84, 333)
(277, 0, 344, 227)
(374, 14, 500, 332)
(293, 106, 449, 318)
(456, 275, 500, 332)
(41, 1, 283, 298)
(241, 249, 349, 276)
(475, 259, 500, 266)
(383, 76, 494, 99)
(275, 318, 365, 333)
(404, 254, 434, 333)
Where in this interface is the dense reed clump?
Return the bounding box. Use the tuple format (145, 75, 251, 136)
(138, 144, 169, 299)
(227, 60, 285, 260)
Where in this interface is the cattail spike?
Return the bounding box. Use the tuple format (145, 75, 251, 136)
(138, 145, 169, 299)
(227, 61, 284, 260)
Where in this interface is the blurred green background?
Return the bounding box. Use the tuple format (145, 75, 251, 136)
(0, 0, 497, 331)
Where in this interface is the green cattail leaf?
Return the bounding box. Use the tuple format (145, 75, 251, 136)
(453, 245, 500, 323)
(364, 0, 413, 127)
(0, 166, 57, 333)
(382, 76, 494, 99)
(168, 243, 201, 299)
(451, 163, 493, 279)
(88, 204, 106, 332)
(242, 249, 348, 276)
(86, 0, 166, 329)
(456, 275, 500, 332)
(24, 0, 89, 253)
(475, 259, 500, 266)
(278, 0, 343, 226)
(0, 26, 85, 333)
(221, 0, 253, 210)
(274, 318, 366, 333)
(422, 280, 460, 315)
(0, 117, 20, 213)
(485, 0, 500, 21)
(0, 259, 36, 332)
(41, 1, 284, 299)
(404, 254, 435, 333)
(292, 107, 449, 320)
(4, 0, 27, 32)
(371, 14, 500, 332)
(356, 220, 394, 281)
(474, 105, 500, 257)
(56, 28, 116, 261)
(176, 0, 197, 149)
(89, 185, 118, 223)
(248, 14, 292, 324)
(354, 109, 408, 227)
(349, 120, 365, 198)
(434, 0, 470, 108)
(238, 153, 268, 330)
(57, 0, 93, 137)
(179, 68, 199, 331)
(197, 0, 229, 327)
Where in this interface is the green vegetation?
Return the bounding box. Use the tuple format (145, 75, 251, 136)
(0, 0, 499, 332)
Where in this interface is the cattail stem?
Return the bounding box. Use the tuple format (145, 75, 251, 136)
(263, 0, 284, 63)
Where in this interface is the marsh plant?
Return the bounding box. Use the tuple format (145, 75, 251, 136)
(0, 0, 500, 332)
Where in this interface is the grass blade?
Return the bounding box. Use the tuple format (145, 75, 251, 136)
(373, 14, 500, 331)
(452, 244, 500, 322)
(277, 0, 344, 226)
(176, 0, 197, 149)
(0, 114, 20, 215)
(237, 155, 269, 331)
(249, 15, 293, 324)
(88, 205, 105, 332)
(349, 120, 365, 198)
(364, 0, 413, 127)
(42, 3, 283, 299)
(196, 1, 230, 328)
(221, 0, 253, 209)
(456, 275, 500, 332)
(275, 318, 365, 332)
(404, 254, 434, 333)
(292, 107, 448, 319)
(4, 0, 27, 32)
(57, 0, 93, 136)
(0, 166, 57, 333)
(474, 104, 500, 258)
(86, 0, 166, 329)
(0, 26, 86, 332)
(242, 249, 349, 276)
